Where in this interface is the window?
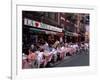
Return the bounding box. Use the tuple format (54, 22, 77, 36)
(48, 13, 56, 20)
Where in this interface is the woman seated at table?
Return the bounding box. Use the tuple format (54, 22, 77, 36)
(36, 44, 53, 68)
(35, 47, 45, 68)
(64, 43, 73, 56)
(22, 48, 36, 69)
(56, 44, 65, 60)
(43, 44, 54, 67)
(50, 45, 58, 63)
(27, 48, 36, 68)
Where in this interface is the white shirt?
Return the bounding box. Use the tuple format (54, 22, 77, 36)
(36, 51, 44, 61)
(51, 48, 57, 54)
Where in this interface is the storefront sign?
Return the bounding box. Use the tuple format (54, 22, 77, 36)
(65, 31, 73, 36)
(24, 18, 62, 32)
(45, 31, 57, 35)
(73, 33, 79, 36)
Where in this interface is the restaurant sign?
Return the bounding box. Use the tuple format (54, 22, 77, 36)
(65, 31, 74, 36)
(24, 18, 62, 32)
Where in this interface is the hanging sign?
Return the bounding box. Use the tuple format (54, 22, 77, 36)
(24, 18, 62, 32)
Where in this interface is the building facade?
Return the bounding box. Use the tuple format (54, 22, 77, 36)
(22, 11, 89, 54)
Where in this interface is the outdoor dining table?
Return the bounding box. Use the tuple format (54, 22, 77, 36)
(43, 51, 53, 62)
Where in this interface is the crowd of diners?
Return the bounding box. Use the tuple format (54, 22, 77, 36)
(22, 40, 89, 69)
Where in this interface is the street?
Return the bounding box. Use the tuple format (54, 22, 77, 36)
(54, 52, 89, 67)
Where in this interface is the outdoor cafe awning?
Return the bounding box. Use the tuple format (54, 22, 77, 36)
(65, 31, 79, 37)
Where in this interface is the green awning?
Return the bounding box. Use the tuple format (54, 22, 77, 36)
(29, 28, 45, 34)
(65, 31, 74, 36)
